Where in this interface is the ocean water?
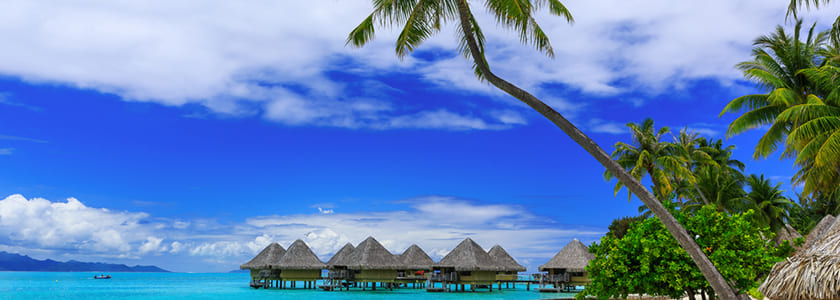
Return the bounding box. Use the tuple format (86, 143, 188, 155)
(0, 272, 576, 299)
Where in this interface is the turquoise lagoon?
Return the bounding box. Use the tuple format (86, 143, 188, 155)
(0, 272, 576, 299)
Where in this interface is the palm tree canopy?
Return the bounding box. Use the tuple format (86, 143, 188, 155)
(605, 118, 692, 202)
(743, 174, 795, 233)
(787, 0, 840, 44)
(721, 21, 828, 159)
(348, 0, 572, 78)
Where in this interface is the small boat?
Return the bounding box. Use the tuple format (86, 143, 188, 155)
(94, 275, 111, 279)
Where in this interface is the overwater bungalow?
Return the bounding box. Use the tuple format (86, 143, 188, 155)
(342, 236, 403, 291)
(538, 238, 594, 292)
(397, 244, 434, 288)
(760, 216, 840, 300)
(327, 243, 355, 267)
(434, 238, 503, 292)
(239, 242, 285, 289)
(487, 244, 526, 289)
(323, 242, 355, 291)
(271, 239, 326, 289)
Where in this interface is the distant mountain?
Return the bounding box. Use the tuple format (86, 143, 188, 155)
(0, 251, 169, 272)
(228, 269, 249, 273)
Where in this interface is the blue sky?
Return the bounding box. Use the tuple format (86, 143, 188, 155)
(0, 0, 837, 273)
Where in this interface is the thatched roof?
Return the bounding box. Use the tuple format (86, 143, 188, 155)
(539, 238, 594, 272)
(436, 238, 504, 271)
(760, 216, 840, 300)
(326, 243, 355, 267)
(488, 245, 526, 272)
(343, 237, 402, 270)
(398, 244, 435, 270)
(240, 242, 285, 270)
(802, 214, 836, 250)
(272, 239, 325, 270)
(774, 224, 803, 248)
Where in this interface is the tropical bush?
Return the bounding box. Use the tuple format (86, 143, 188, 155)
(580, 206, 783, 300)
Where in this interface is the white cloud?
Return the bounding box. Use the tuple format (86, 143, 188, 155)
(0, 0, 835, 129)
(188, 234, 274, 258)
(0, 194, 150, 252)
(138, 236, 165, 254)
(691, 127, 721, 138)
(172, 221, 190, 229)
(0, 148, 12, 155)
(169, 241, 185, 254)
(385, 109, 503, 130)
(589, 119, 627, 135)
(317, 207, 334, 214)
(490, 110, 528, 125)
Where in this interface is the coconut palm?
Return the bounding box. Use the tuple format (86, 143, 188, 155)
(777, 64, 840, 197)
(349, 1, 739, 297)
(742, 174, 795, 233)
(670, 128, 714, 205)
(787, 0, 840, 44)
(720, 20, 828, 159)
(605, 118, 691, 202)
(697, 138, 746, 175)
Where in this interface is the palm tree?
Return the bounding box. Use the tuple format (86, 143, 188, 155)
(787, 0, 840, 44)
(776, 64, 840, 197)
(605, 118, 691, 202)
(742, 174, 795, 233)
(349, 1, 739, 297)
(694, 166, 747, 214)
(720, 20, 828, 159)
(670, 128, 713, 205)
(697, 139, 746, 175)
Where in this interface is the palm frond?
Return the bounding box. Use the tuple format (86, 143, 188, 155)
(395, 0, 440, 58)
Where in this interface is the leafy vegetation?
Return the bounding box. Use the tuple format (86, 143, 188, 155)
(581, 206, 784, 300)
(606, 215, 646, 239)
(720, 15, 840, 231)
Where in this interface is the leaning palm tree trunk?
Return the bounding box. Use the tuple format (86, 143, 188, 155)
(452, 1, 737, 298)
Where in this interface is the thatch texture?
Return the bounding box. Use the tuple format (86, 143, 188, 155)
(488, 245, 526, 272)
(802, 215, 836, 250)
(774, 224, 804, 248)
(760, 216, 840, 300)
(435, 238, 504, 271)
(326, 243, 355, 267)
(398, 244, 434, 270)
(344, 236, 402, 270)
(539, 238, 594, 272)
(272, 239, 325, 270)
(240, 242, 285, 270)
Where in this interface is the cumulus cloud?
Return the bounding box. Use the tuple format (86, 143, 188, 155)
(0, 194, 150, 252)
(0, 1, 836, 129)
(169, 241, 185, 254)
(138, 236, 165, 254)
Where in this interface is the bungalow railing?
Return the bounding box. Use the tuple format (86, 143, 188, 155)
(496, 274, 518, 281)
(428, 272, 460, 282)
(327, 270, 354, 280)
(540, 273, 570, 283)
